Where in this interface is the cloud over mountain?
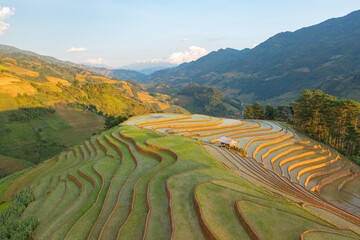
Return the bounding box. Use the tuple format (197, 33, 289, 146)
(136, 46, 209, 65)
(86, 57, 105, 65)
(167, 46, 209, 64)
(66, 47, 87, 53)
(0, 7, 15, 35)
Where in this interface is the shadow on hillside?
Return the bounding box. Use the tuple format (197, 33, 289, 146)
(0, 107, 104, 164)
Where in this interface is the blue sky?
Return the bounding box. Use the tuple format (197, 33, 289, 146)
(1, 0, 360, 68)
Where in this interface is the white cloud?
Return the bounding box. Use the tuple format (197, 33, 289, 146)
(136, 46, 209, 65)
(167, 46, 209, 64)
(0, 7, 15, 19)
(0, 22, 9, 35)
(66, 47, 87, 53)
(0, 7, 15, 36)
(86, 57, 105, 65)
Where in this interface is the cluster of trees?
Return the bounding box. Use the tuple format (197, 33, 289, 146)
(0, 171, 9, 179)
(15, 93, 44, 108)
(9, 107, 56, 122)
(104, 115, 129, 130)
(180, 83, 228, 116)
(244, 89, 360, 160)
(67, 102, 103, 115)
(244, 102, 293, 123)
(293, 89, 360, 158)
(0, 187, 37, 239)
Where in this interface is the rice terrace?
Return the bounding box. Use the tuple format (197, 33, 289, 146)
(0, 113, 358, 239)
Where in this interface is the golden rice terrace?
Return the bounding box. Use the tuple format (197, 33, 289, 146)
(1, 113, 359, 240)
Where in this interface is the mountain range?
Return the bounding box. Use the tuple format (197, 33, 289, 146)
(56, 10, 360, 105)
(139, 10, 360, 104)
(1, 9, 360, 108)
(120, 61, 178, 74)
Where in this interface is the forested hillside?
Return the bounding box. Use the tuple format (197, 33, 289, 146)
(145, 10, 360, 104)
(0, 45, 187, 163)
(173, 83, 242, 117)
(293, 90, 360, 160)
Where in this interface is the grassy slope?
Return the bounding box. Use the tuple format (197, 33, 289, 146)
(0, 108, 104, 163)
(0, 51, 188, 163)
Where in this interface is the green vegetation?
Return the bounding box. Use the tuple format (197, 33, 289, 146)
(0, 108, 103, 163)
(31, 82, 153, 117)
(243, 90, 359, 161)
(0, 50, 151, 165)
(173, 83, 242, 117)
(9, 107, 56, 122)
(293, 89, 360, 158)
(244, 102, 293, 122)
(0, 114, 358, 239)
(0, 65, 9, 72)
(1, 11, 360, 238)
(179, 83, 226, 115)
(15, 93, 45, 108)
(0, 202, 10, 212)
(0, 187, 37, 240)
(0, 110, 68, 164)
(104, 115, 128, 130)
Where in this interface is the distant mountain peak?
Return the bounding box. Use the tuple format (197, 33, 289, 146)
(120, 61, 178, 75)
(146, 10, 360, 104)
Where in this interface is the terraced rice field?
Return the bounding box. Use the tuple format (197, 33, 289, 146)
(129, 114, 360, 224)
(0, 154, 33, 175)
(0, 113, 359, 239)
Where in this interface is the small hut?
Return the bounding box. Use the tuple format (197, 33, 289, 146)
(218, 137, 239, 149)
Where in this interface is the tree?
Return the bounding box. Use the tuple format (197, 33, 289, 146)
(276, 105, 292, 123)
(72, 79, 80, 86)
(292, 89, 360, 160)
(253, 102, 264, 119)
(104, 115, 128, 129)
(345, 125, 359, 155)
(244, 105, 254, 119)
(293, 89, 314, 133)
(265, 104, 277, 120)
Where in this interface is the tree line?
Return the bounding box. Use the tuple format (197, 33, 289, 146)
(9, 107, 56, 122)
(244, 89, 360, 162)
(244, 102, 293, 123)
